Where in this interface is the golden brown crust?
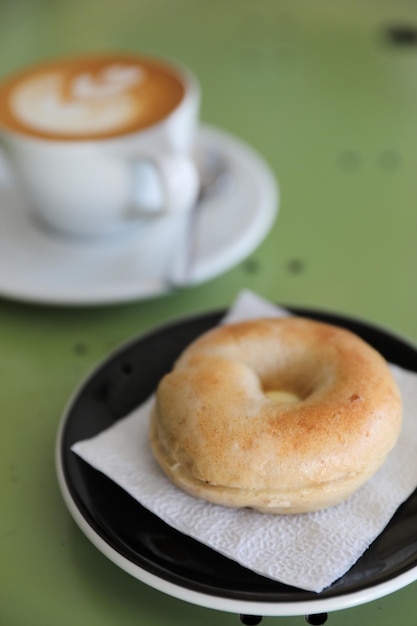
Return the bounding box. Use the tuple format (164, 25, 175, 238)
(149, 317, 402, 513)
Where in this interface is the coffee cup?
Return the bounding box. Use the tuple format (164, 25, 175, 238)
(0, 52, 200, 238)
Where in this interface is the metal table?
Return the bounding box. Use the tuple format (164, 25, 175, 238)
(1, 1, 416, 624)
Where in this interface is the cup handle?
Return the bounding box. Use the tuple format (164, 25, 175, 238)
(131, 152, 200, 216)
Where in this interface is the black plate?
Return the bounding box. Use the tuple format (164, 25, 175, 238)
(57, 307, 417, 613)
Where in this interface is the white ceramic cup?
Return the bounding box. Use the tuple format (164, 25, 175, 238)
(0, 52, 200, 238)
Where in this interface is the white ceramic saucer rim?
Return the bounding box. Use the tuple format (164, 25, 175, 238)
(0, 124, 278, 306)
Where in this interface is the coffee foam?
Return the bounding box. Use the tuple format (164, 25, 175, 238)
(11, 73, 143, 136)
(0, 54, 185, 140)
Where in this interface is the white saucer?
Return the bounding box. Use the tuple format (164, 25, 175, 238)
(0, 125, 278, 306)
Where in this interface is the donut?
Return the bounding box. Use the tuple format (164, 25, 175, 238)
(149, 317, 402, 514)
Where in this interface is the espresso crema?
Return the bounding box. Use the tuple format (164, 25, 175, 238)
(0, 54, 185, 140)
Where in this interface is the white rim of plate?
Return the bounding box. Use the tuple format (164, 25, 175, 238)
(54, 311, 417, 617)
(55, 427, 417, 616)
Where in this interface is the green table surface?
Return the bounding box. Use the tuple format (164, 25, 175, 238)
(1, 1, 416, 624)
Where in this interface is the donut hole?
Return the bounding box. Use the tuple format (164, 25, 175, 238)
(260, 368, 318, 404)
(264, 389, 301, 403)
(254, 346, 336, 407)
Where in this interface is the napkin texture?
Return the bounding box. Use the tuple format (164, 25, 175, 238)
(72, 290, 417, 592)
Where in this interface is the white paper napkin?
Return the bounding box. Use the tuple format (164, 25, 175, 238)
(72, 290, 417, 593)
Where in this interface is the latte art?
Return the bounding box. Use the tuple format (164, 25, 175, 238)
(11, 71, 145, 136)
(0, 54, 185, 140)
(72, 65, 145, 99)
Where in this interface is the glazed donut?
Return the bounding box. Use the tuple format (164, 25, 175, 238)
(149, 317, 402, 514)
